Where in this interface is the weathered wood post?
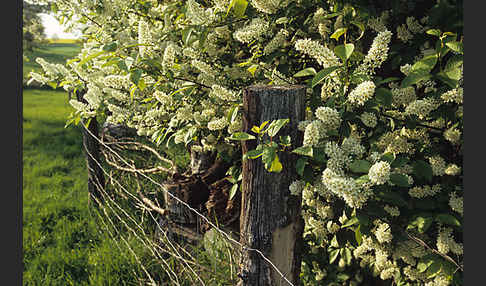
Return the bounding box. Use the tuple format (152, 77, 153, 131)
(72, 90, 105, 204)
(238, 85, 306, 286)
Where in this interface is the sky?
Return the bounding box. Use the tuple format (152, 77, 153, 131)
(39, 13, 81, 39)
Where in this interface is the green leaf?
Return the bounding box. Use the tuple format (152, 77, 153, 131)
(376, 77, 400, 87)
(343, 248, 352, 265)
(266, 119, 289, 137)
(412, 160, 433, 182)
(334, 43, 354, 62)
(229, 184, 239, 200)
(401, 72, 432, 88)
(102, 42, 118, 52)
(391, 156, 409, 168)
(375, 88, 393, 107)
(182, 28, 193, 46)
(292, 146, 313, 157)
(268, 155, 283, 173)
(311, 66, 341, 88)
(296, 157, 307, 177)
(408, 216, 434, 233)
(417, 258, 434, 273)
(262, 146, 277, 167)
(426, 29, 442, 37)
(341, 216, 359, 228)
(329, 248, 340, 263)
(350, 20, 365, 41)
(411, 54, 438, 73)
(389, 173, 411, 187)
(381, 152, 395, 163)
(426, 260, 442, 279)
(355, 225, 363, 245)
(228, 132, 256, 141)
(355, 175, 370, 186)
(243, 148, 264, 160)
(349, 160, 372, 174)
(227, 0, 248, 18)
(445, 41, 463, 54)
(330, 27, 347, 41)
(247, 64, 259, 76)
(293, 67, 317, 78)
(435, 214, 461, 227)
(130, 69, 143, 85)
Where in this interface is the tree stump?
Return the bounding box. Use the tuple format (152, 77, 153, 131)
(238, 85, 306, 286)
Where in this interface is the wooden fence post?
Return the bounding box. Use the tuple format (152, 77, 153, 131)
(73, 90, 105, 204)
(238, 85, 306, 286)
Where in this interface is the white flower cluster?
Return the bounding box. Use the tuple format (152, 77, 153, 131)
(315, 107, 341, 130)
(263, 29, 289, 55)
(437, 226, 463, 255)
(360, 112, 378, 128)
(233, 18, 269, 43)
(207, 116, 228, 130)
(321, 168, 370, 208)
(83, 83, 103, 109)
(210, 85, 239, 101)
(162, 43, 177, 71)
(443, 127, 461, 145)
(154, 90, 173, 106)
(250, 0, 286, 14)
(138, 19, 152, 57)
(358, 30, 393, 74)
(406, 17, 425, 34)
(186, 0, 215, 25)
(374, 220, 393, 243)
(303, 120, 325, 146)
(445, 164, 461, 176)
(348, 81, 376, 106)
(408, 184, 441, 198)
(341, 136, 366, 157)
(400, 64, 413, 76)
(391, 86, 416, 107)
(69, 99, 96, 117)
(368, 161, 391, 185)
(428, 155, 446, 176)
(367, 11, 389, 33)
(294, 38, 340, 68)
(448, 191, 463, 216)
(405, 98, 440, 119)
(104, 75, 132, 90)
(383, 205, 400, 217)
(191, 59, 218, 79)
(265, 68, 296, 85)
(377, 131, 414, 154)
(441, 88, 463, 104)
(397, 24, 412, 43)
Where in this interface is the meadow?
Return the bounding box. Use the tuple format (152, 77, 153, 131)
(23, 43, 146, 285)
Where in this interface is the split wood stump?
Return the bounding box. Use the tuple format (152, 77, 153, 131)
(238, 85, 306, 286)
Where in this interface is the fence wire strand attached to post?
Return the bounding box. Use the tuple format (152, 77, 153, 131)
(80, 121, 296, 286)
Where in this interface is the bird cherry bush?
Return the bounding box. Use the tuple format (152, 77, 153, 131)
(30, 0, 463, 285)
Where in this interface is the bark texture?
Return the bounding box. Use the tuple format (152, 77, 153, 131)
(238, 85, 305, 286)
(73, 91, 106, 204)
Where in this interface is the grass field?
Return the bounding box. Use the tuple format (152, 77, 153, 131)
(23, 88, 148, 285)
(22, 41, 149, 285)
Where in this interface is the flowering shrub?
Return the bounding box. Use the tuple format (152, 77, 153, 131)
(30, 0, 463, 285)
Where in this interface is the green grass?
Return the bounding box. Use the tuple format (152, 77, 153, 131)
(23, 88, 149, 285)
(23, 42, 81, 83)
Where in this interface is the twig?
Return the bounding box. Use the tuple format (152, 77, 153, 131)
(405, 231, 463, 272)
